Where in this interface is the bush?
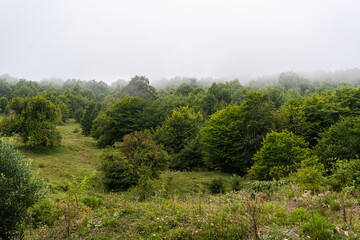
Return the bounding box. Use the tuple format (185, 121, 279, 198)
(0, 139, 44, 239)
(81, 196, 105, 209)
(200, 91, 274, 174)
(300, 214, 333, 240)
(0, 96, 62, 147)
(101, 130, 168, 191)
(287, 156, 326, 192)
(248, 130, 312, 180)
(169, 137, 204, 171)
(229, 174, 244, 191)
(29, 199, 58, 228)
(209, 178, 225, 194)
(328, 159, 360, 191)
(315, 116, 360, 170)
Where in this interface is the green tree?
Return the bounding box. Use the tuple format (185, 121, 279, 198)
(248, 130, 312, 180)
(122, 75, 156, 100)
(169, 137, 204, 171)
(274, 102, 310, 136)
(0, 96, 62, 147)
(92, 96, 165, 148)
(0, 139, 44, 239)
(80, 102, 100, 136)
(315, 116, 360, 170)
(200, 91, 274, 174)
(0, 79, 12, 99)
(176, 83, 194, 96)
(101, 130, 168, 191)
(153, 106, 203, 154)
(302, 92, 348, 147)
(0, 97, 8, 113)
(153, 106, 204, 171)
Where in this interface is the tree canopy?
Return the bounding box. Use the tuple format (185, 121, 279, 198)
(200, 91, 274, 174)
(0, 96, 62, 147)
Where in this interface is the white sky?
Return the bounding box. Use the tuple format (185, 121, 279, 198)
(1, 0, 360, 83)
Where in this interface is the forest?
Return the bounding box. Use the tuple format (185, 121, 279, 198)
(1, 70, 360, 239)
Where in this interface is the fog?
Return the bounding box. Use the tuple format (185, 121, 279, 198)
(0, 0, 359, 84)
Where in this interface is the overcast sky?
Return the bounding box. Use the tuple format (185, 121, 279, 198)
(1, 0, 360, 83)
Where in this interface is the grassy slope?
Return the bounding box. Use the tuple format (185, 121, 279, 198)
(7, 119, 359, 239)
(17, 119, 102, 185)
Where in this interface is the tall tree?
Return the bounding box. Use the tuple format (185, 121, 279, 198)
(122, 75, 156, 100)
(201, 91, 274, 174)
(92, 96, 166, 148)
(80, 102, 100, 136)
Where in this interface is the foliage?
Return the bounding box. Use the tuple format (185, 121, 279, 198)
(0, 96, 62, 147)
(0, 139, 44, 239)
(209, 178, 225, 194)
(229, 174, 244, 191)
(287, 156, 326, 192)
(122, 75, 156, 100)
(0, 96, 8, 113)
(92, 96, 166, 148)
(300, 214, 333, 240)
(80, 102, 100, 136)
(301, 92, 349, 147)
(73, 107, 85, 123)
(329, 159, 360, 191)
(169, 137, 204, 171)
(274, 102, 310, 136)
(101, 130, 168, 191)
(175, 83, 193, 96)
(315, 116, 360, 170)
(249, 130, 312, 180)
(153, 106, 203, 154)
(201, 91, 274, 174)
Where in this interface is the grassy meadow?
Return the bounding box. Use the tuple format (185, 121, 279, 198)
(4, 120, 360, 239)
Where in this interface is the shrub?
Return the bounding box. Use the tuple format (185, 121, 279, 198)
(300, 214, 333, 240)
(81, 196, 105, 209)
(246, 180, 274, 193)
(209, 178, 225, 194)
(248, 130, 312, 180)
(315, 116, 360, 170)
(328, 159, 360, 191)
(1, 96, 62, 147)
(101, 130, 168, 191)
(29, 199, 58, 228)
(229, 174, 244, 191)
(169, 137, 204, 171)
(0, 139, 44, 239)
(287, 156, 326, 192)
(200, 91, 274, 174)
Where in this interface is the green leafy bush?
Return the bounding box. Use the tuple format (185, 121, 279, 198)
(209, 178, 225, 194)
(201, 91, 274, 174)
(101, 130, 168, 191)
(287, 156, 326, 192)
(300, 214, 333, 240)
(0, 96, 62, 147)
(328, 159, 360, 191)
(0, 139, 44, 239)
(315, 116, 360, 170)
(248, 130, 312, 180)
(229, 174, 244, 191)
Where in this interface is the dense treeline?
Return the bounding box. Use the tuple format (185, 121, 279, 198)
(1, 72, 360, 181)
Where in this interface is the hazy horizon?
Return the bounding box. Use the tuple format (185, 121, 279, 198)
(1, 0, 359, 83)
